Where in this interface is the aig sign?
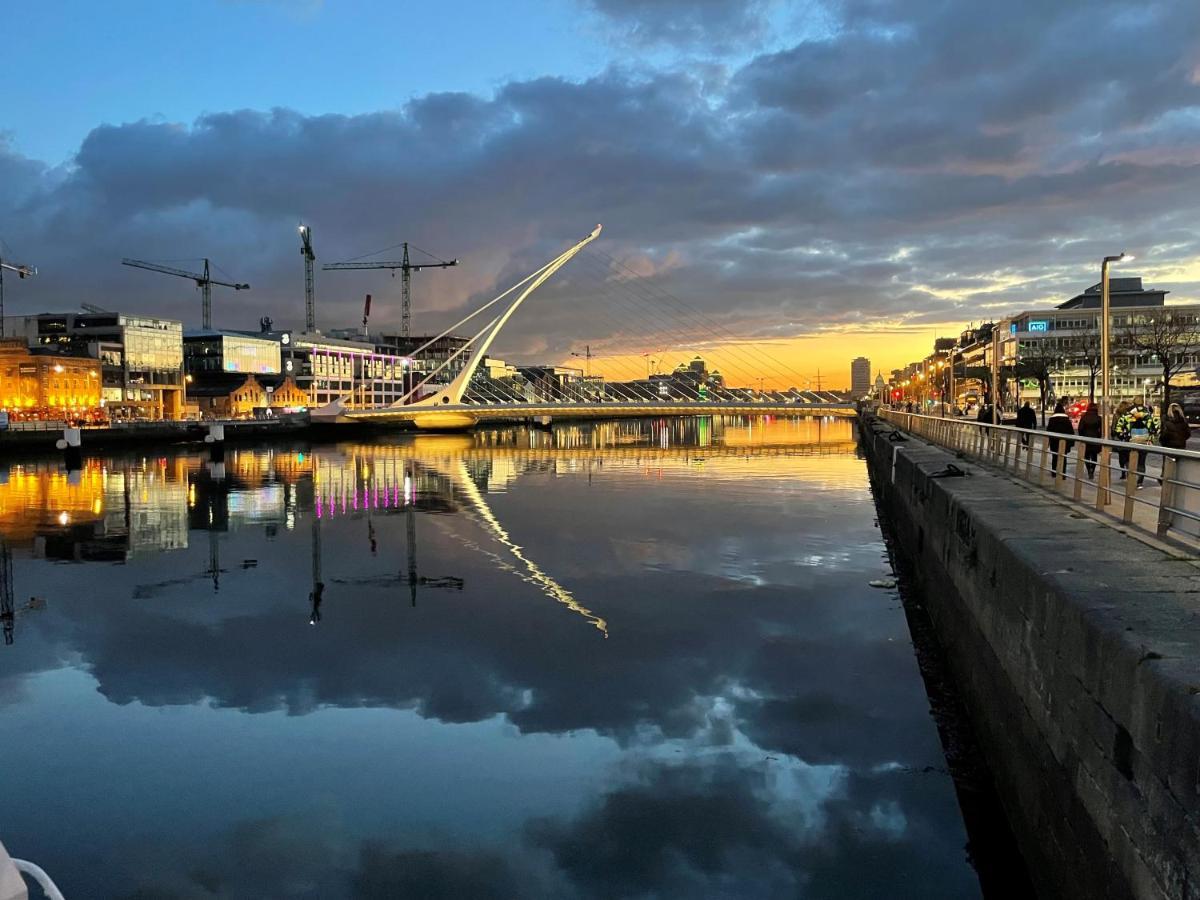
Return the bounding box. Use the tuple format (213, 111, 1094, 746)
(1027, 320, 1049, 332)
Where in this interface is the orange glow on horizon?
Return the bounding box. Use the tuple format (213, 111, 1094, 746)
(555, 328, 950, 391)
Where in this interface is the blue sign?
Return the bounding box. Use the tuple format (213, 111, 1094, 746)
(1009, 323, 1018, 334)
(1028, 320, 1049, 332)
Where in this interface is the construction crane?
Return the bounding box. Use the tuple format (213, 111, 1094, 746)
(299, 224, 316, 332)
(323, 243, 458, 338)
(0, 255, 37, 338)
(121, 258, 249, 329)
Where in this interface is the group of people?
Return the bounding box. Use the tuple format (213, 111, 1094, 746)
(1014, 399, 1191, 486)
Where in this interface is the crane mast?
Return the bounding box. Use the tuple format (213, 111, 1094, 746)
(323, 242, 458, 338)
(0, 257, 37, 339)
(299, 224, 316, 332)
(121, 257, 249, 329)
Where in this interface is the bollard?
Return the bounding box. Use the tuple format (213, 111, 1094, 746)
(55, 427, 82, 472)
(204, 423, 226, 463)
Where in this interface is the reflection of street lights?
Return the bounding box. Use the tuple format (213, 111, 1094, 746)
(1101, 252, 1134, 438)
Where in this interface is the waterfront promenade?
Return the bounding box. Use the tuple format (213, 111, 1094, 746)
(863, 410, 1200, 900)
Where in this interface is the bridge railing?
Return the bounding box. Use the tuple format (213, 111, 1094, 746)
(878, 408, 1200, 547)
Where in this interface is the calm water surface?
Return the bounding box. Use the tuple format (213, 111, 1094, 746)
(0, 416, 982, 898)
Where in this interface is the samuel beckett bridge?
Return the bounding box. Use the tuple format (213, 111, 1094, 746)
(312, 225, 854, 431)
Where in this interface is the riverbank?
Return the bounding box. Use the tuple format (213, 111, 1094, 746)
(0, 416, 397, 457)
(860, 411, 1200, 900)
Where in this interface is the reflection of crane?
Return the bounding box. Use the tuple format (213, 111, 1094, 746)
(0, 254, 37, 338)
(0, 539, 45, 645)
(121, 258, 250, 329)
(330, 463, 463, 605)
(310, 481, 323, 624)
(299, 224, 317, 332)
(0, 540, 12, 645)
(323, 243, 458, 338)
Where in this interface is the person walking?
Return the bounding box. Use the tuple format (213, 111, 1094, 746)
(1161, 402, 1190, 450)
(1077, 401, 1102, 479)
(1114, 401, 1160, 487)
(1046, 400, 1075, 480)
(1015, 400, 1036, 446)
(1111, 400, 1132, 479)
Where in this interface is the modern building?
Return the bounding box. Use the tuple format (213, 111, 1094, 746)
(896, 276, 1200, 413)
(0, 339, 103, 423)
(997, 279, 1200, 406)
(850, 357, 871, 398)
(377, 334, 472, 389)
(262, 332, 409, 409)
(19, 312, 185, 420)
(183, 330, 282, 376)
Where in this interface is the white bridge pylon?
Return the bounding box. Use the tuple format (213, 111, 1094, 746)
(394, 224, 602, 423)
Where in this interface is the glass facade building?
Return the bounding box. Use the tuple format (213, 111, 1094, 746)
(21, 313, 185, 420)
(184, 331, 282, 376)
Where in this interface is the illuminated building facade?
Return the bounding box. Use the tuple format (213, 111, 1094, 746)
(0, 339, 103, 422)
(21, 313, 184, 420)
(183, 330, 282, 376)
(188, 373, 312, 419)
(292, 334, 411, 408)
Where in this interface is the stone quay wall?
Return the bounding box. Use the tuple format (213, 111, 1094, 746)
(860, 414, 1200, 900)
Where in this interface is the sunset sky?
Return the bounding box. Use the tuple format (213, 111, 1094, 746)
(5, 0, 1200, 388)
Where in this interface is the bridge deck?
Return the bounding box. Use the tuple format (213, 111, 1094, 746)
(338, 400, 856, 425)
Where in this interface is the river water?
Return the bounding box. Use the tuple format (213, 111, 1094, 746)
(0, 416, 983, 898)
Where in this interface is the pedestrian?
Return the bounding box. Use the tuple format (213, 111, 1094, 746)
(1015, 400, 1036, 446)
(1114, 401, 1160, 487)
(1046, 400, 1075, 480)
(1160, 402, 1190, 451)
(1077, 401, 1102, 479)
(1112, 400, 1132, 478)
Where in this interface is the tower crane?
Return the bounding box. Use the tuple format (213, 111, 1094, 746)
(323, 243, 458, 338)
(0, 256, 37, 338)
(299, 224, 316, 332)
(121, 258, 249, 329)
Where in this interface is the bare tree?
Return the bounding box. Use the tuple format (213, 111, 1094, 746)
(1070, 328, 1103, 402)
(1122, 308, 1200, 407)
(1016, 339, 1061, 425)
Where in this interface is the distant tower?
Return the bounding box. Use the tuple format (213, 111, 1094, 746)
(873, 372, 886, 397)
(851, 357, 871, 398)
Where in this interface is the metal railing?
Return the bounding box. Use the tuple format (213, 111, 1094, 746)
(878, 408, 1200, 545)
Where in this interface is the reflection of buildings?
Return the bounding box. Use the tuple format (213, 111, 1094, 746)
(0, 459, 190, 561)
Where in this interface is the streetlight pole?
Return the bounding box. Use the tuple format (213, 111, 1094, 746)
(1100, 252, 1133, 439)
(949, 349, 956, 416)
(990, 324, 1000, 425)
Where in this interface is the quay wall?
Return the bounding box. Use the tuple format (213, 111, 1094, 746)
(860, 414, 1200, 900)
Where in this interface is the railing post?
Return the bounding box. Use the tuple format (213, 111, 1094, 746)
(1096, 446, 1111, 509)
(1055, 439, 1068, 488)
(1157, 456, 1177, 537)
(1122, 449, 1139, 523)
(1002, 431, 1012, 469)
(1072, 442, 1085, 501)
(1038, 435, 1049, 486)
(1023, 435, 1033, 480)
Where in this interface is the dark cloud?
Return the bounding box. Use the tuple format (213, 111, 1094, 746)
(3, 0, 1200, 359)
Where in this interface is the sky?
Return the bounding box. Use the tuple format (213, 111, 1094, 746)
(4, 0, 1200, 388)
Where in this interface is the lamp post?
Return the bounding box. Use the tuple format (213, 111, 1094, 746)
(990, 324, 1000, 425)
(1100, 252, 1134, 439)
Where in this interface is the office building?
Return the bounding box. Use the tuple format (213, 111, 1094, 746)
(20, 312, 184, 420)
(183, 330, 282, 376)
(850, 357, 871, 398)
